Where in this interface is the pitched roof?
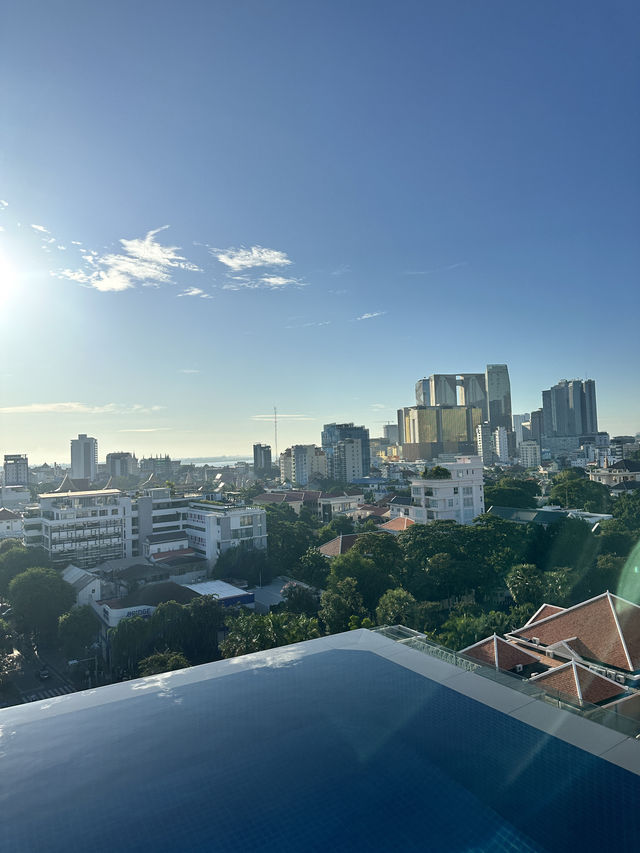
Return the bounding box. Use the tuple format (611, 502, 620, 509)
(461, 634, 540, 671)
(0, 507, 20, 520)
(529, 661, 625, 705)
(379, 517, 415, 532)
(510, 592, 640, 672)
(145, 530, 189, 545)
(609, 459, 640, 472)
(524, 603, 565, 626)
(54, 473, 79, 492)
(318, 533, 360, 557)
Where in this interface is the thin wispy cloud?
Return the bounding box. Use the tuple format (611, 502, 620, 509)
(331, 264, 350, 277)
(71, 240, 82, 245)
(31, 224, 49, 233)
(178, 369, 201, 374)
(370, 403, 388, 410)
(250, 413, 315, 422)
(51, 226, 202, 292)
(177, 287, 212, 299)
(285, 320, 331, 329)
(118, 427, 171, 433)
(0, 200, 8, 208)
(214, 245, 292, 271)
(222, 274, 305, 291)
(0, 402, 164, 415)
(404, 262, 467, 276)
(355, 311, 386, 321)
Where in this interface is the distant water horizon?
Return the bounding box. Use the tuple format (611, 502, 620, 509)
(182, 456, 254, 466)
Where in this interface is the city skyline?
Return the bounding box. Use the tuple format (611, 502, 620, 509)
(1, 2, 639, 460)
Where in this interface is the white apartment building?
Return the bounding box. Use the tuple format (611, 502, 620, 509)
(279, 445, 327, 486)
(391, 456, 484, 525)
(519, 441, 541, 469)
(0, 508, 22, 540)
(3, 454, 29, 486)
(181, 500, 267, 563)
(475, 423, 494, 466)
(25, 488, 133, 569)
(71, 434, 98, 482)
(493, 426, 510, 464)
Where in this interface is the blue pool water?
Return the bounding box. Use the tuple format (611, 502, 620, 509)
(2, 646, 639, 852)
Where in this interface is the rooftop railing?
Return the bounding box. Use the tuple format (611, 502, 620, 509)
(374, 626, 640, 740)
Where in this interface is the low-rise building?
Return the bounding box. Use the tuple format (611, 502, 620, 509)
(588, 459, 640, 488)
(0, 507, 22, 540)
(391, 456, 484, 525)
(26, 488, 133, 569)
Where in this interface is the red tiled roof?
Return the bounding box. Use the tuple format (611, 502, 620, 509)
(510, 592, 640, 672)
(318, 534, 360, 557)
(461, 635, 539, 671)
(530, 661, 625, 705)
(524, 603, 565, 626)
(379, 517, 415, 532)
(0, 508, 20, 520)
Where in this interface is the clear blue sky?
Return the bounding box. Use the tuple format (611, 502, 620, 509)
(1, 1, 638, 462)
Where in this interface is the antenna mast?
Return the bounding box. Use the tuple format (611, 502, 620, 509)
(274, 406, 278, 460)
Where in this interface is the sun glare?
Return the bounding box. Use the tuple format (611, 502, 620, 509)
(0, 248, 18, 307)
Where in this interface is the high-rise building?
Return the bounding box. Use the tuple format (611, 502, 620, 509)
(519, 441, 541, 469)
(485, 364, 512, 431)
(512, 414, 531, 447)
(382, 423, 399, 445)
(492, 427, 509, 463)
(3, 454, 29, 486)
(106, 452, 138, 478)
(70, 434, 98, 482)
(541, 379, 598, 447)
(399, 405, 481, 460)
(253, 444, 272, 479)
(321, 423, 370, 481)
(475, 423, 494, 466)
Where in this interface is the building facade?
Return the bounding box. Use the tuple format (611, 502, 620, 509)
(519, 441, 541, 469)
(390, 456, 484, 525)
(70, 434, 98, 482)
(25, 488, 133, 569)
(321, 423, 370, 482)
(253, 443, 272, 479)
(106, 452, 138, 478)
(3, 454, 29, 486)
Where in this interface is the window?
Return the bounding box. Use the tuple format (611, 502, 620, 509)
(463, 498, 474, 507)
(463, 487, 472, 495)
(453, 487, 458, 495)
(447, 499, 454, 507)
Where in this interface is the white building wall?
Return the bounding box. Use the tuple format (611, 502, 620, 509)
(399, 456, 484, 525)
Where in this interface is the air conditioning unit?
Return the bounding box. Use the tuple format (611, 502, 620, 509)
(607, 670, 616, 680)
(532, 637, 540, 645)
(616, 673, 626, 685)
(515, 664, 524, 673)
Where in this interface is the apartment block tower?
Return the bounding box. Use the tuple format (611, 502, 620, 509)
(70, 434, 98, 482)
(253, 443, 272, 479)
(3, 454, 29, 486)
(321, 423, 370, 482)
(541, 379, 598, 446)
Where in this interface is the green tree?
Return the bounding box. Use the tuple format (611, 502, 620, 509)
(213, 545, 271, 587)
(350, 532, 404, 583)
(317, 515, 355, 543)
(0, 617, 18, 685)
(58, 606, 99, 659)
(319, 577, 366, 634)
(220, 611, 319, 657)
(375, 588, 418, 627)
(505, 563, 545, 605)
(0, 545, 50, 597)
(263, 503, 316, 574)
(423, 465, 451, 479)
(550, 474, 610, 513)
(484, 484, 537, 509)
(0, 538, 23, 555)
(8, 568, 74, 641)
(138, 651, 190, 677)
(328, 550, 394, 612)
(279, 581, 320, 616)
(109, 616, 150, 675)
(294, 547, 330, 588)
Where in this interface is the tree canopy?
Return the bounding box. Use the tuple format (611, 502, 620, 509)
(8, 568, 74, 641)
